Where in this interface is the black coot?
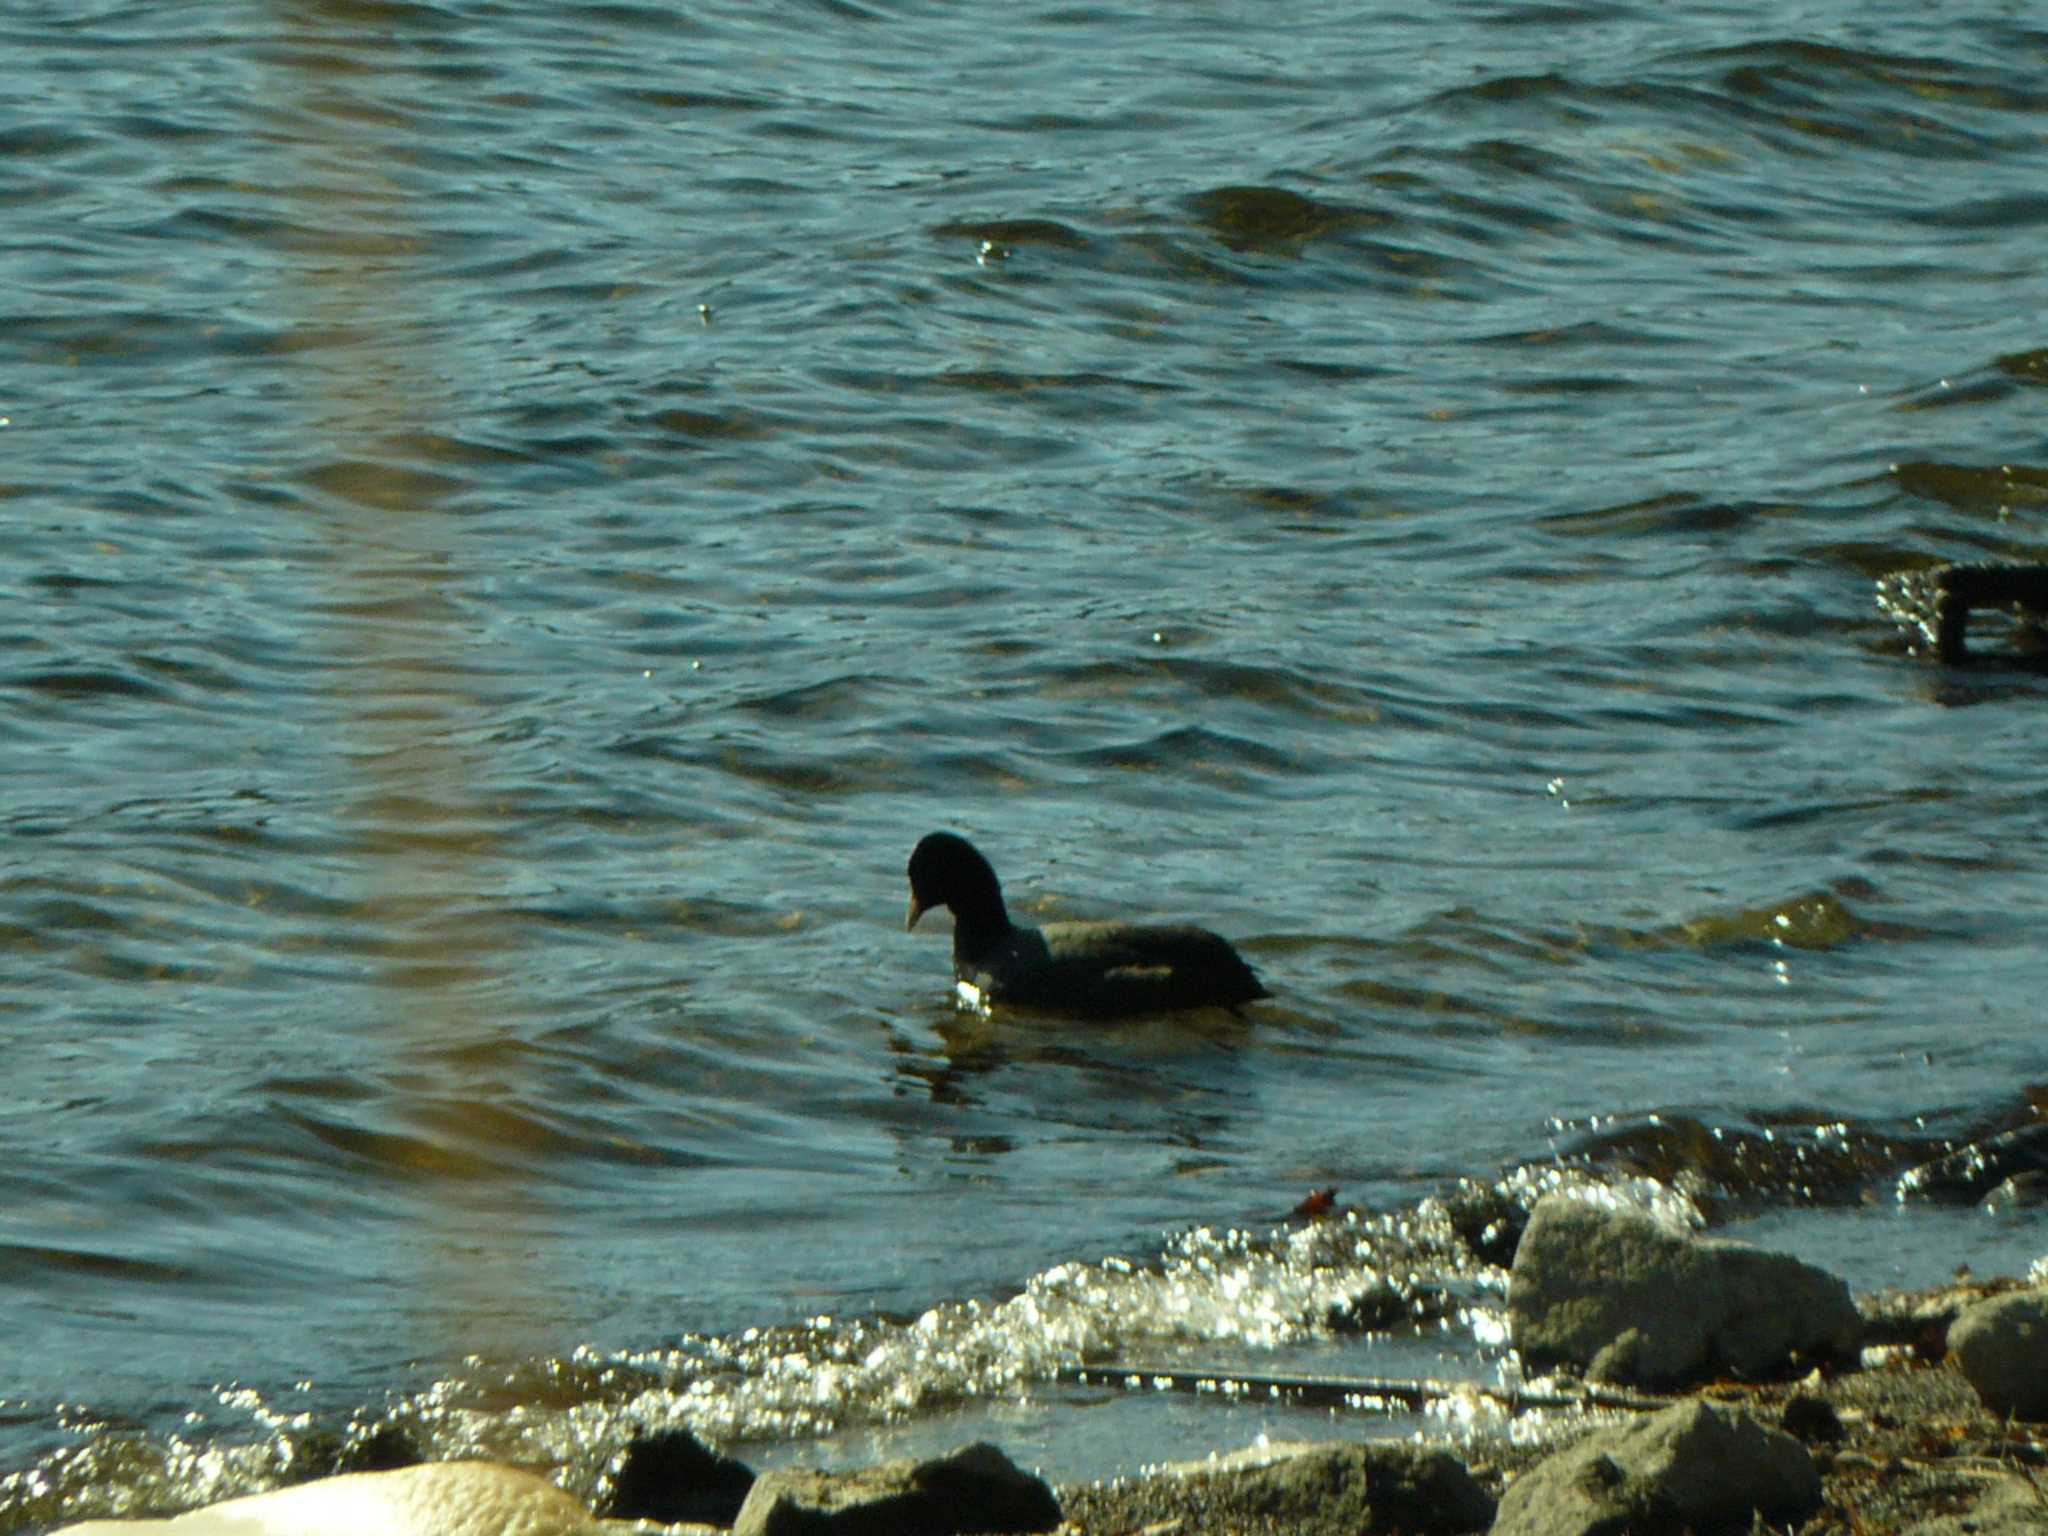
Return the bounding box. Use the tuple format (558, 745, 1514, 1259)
(905, 831, 1268, 1018)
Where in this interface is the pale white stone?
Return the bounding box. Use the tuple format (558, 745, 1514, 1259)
(52, 1462, 601, 1536)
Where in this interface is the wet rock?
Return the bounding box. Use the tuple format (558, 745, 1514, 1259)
(731, 1441, 1060, 1536)
(337, 1424, 425, 1475)
(1492, 1398, 1821, 1536)
(1896, 1122, 2048, 1205)
(1949, 1288, 2048, 1419)
(1507, 1195, 1860, 1389)
(267, 1419, 420, 1487)
(51, 1461, 603, 1535)
(597, 1425, 756, 1525)
(1560, 1108, 1901, 1203)
(1980, 1171, 2048, 1212)
(1439, 1178, 1528, 1270)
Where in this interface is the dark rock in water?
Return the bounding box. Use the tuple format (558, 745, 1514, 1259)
(275, 1420, 421, 1484)
(1508, 1195, 1860, 1389)
(1437, 1177, 1527, 1270)
(1875, 560, 2048, 663)
(1492, 1399, 1820, 1536)
(336, 1423, 422, 1475)
(732, 1441, 1060, 1536)
(1559, 1109, 1904, 1204)
(1896, 1122, 2048, 1205)
(598, 1425, 757, 1525)
(1949, 1288, 2048, 1421)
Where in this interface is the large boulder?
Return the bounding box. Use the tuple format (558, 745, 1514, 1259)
(1508, 1195, 1861, 1389)
(1492, 1398, 1820, 1536)
(732, 1441, 1060, 1536)
(1949, 1288, 2048, 1420)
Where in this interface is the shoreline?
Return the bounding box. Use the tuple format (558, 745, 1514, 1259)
(46, 1271, 2046, 1535)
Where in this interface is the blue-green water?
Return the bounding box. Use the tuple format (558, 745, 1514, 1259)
(6, 0, 2048, 1524)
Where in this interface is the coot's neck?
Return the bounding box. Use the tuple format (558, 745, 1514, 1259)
(948, 877, 1012, 965)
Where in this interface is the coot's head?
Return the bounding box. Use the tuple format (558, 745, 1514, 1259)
(906, 831, 1007, 932)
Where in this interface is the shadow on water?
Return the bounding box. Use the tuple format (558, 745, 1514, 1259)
(268, 0, 562, 1381)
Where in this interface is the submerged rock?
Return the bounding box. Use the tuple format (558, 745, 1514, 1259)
(1507, 1195, 1860, 1389)
(1949, 1288, 2048, 1420)
(1492, 1398, 1820, 1536)
(731, 1440, 1060, 1536)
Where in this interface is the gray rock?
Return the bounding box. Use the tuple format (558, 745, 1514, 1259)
(1950, 1288, 2048, 1420)
(1174, 1441, 1492, 1535)
(1059, 1439, 1493, 1536)
(1491, 1398, 1821, 1536)
(1508, 1195, 1861, 1389)
(732, 1441, 1060, 1536)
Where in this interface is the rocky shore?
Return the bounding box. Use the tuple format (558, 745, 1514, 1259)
(50, 1194, 2048, 1536)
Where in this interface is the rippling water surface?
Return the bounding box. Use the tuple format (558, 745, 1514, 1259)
(6, 0, 2048, 1524)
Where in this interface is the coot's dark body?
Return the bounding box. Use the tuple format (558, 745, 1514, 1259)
(905, 832, 1268, 1019)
